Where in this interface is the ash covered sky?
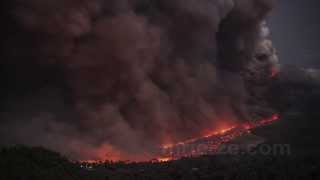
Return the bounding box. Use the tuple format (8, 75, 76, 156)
(0, 0, 276, 161)
(269, 0, 320, 68)
(0, 0, 319, 161)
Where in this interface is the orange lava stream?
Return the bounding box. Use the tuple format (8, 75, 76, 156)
(81, 114, 280, 164)
(157, 114, 280, 161)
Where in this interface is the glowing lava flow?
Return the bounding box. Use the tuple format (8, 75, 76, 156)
(81, 114, 280, 163)
(158, 114, 280, 161)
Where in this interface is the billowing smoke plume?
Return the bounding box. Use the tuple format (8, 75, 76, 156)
(0, 0, 277, 161)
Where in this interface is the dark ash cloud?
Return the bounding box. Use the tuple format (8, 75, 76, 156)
(0, 0, 277, 161)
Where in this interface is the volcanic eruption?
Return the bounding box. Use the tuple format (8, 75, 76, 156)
(0, 0, 279, 162)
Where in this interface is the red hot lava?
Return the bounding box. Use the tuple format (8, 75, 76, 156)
(158, 114, 280, 161)
(81, 114, 280, 163)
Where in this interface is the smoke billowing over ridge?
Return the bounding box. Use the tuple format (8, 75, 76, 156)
(0, 0, 277, 161)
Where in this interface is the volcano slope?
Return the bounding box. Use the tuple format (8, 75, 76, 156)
(1, 67, 320, 180)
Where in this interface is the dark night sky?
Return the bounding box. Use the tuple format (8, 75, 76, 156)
(269, 0, 320, 68)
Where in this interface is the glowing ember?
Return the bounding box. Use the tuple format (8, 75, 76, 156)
(156, 157, 172, 162)
(270, 67, 280, 78)
(158, 114, 280, 161)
